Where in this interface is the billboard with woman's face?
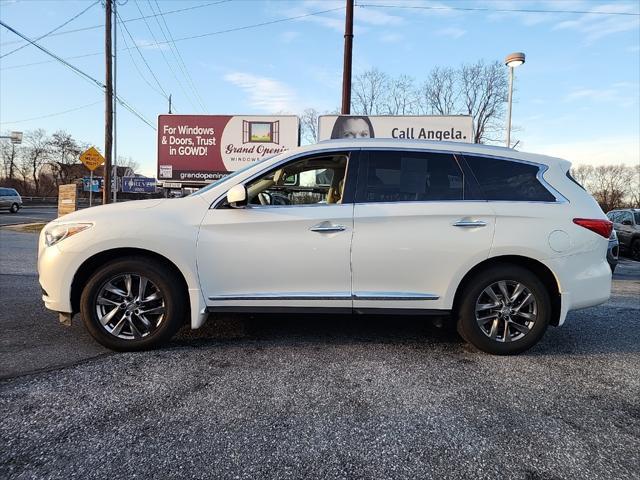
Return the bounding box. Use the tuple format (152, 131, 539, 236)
(318, 115, 474, 143)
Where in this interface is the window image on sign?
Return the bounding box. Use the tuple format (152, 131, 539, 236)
(243, 121, 280, 144)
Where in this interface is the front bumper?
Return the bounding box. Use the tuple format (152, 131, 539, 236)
(38, 232, 76, 314)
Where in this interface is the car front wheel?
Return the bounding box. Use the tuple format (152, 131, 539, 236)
(9, 203, 19, 213)
(80, 257, 186, 351)
(457, 264, 551, 355)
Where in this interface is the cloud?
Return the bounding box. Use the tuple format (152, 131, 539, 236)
(278, 0, 403, 33)
(565, 82, 639, 108)
(434, 27, 466, 39)
(552, 2, 640, 43)
(279, 31, 300, 43)
(134, 39, 168, 51)
(380, 32, 404, 43)
(223, 72, 298, 112)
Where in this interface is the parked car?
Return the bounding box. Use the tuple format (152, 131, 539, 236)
(0, 187, 22, 213)
(38, 139, 613, 355)
(606, 209, 640, 260)
(607, 229, 619, 273)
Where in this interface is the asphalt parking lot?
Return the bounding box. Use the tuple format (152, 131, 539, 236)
(1, 228, 639, 480)
(0, 206, 57, 226)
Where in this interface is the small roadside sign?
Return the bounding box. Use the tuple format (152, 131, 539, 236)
(123, 177, 156, 193)
(80, 147, 105, 171)
(58, 184, 77, 217)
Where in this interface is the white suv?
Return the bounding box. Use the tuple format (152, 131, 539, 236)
(38, 139, 612, 354)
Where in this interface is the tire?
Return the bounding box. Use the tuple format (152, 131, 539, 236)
(80, 257, 186, 351)
(631, 239, 640, 261)
(9, 203, 19, 213)
(456, 264, 551, 355)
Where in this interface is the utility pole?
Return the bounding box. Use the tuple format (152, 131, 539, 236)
(168, 94, 172, 114)
(112, 0, 118, 202)
(341, 0, 354, 115)
(103, 0, 113, 205)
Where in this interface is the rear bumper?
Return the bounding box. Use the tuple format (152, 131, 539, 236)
(550, 252, 611, 326)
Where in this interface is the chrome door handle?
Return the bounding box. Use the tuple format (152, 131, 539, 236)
(310, 223, 346, 233)
(453, 220, 487, 227)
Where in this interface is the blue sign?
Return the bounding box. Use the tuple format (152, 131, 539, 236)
(122, 177, 157, 193)
(82, 177, 102, 192)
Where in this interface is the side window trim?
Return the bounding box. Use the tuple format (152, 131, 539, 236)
(213, 149, 361, 209)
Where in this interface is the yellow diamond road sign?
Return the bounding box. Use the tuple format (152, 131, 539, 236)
(80, 146, 105, 171)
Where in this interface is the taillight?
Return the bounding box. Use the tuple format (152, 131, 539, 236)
(573, 218, 613, 239)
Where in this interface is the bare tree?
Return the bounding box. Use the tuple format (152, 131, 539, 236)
(116, 155, 140, 174)
(20, 129, 50, 195)
(352, 68, 389, 115)
(49, 130, 85, 186)
(386, 75, 419, 115)
(0, 137, 21, 180)
(571, 163, 638, 211)
(420, 67, 457, 115)
(459, 60, 508, 143)
(300, 108, 319, 144)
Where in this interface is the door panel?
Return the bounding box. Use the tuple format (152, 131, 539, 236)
(352, 202, 495, 310)
(198, 205, 353, 308)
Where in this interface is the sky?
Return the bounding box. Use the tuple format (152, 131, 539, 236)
(1, 0, 639, 178)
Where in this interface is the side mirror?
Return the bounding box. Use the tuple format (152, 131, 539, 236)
(622, 219, 633, 226)
(226, 184, 247, 208)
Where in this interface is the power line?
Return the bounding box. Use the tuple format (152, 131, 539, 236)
(132, 1, 200, 112)
(0, 19, 105, 88)
(0, 0, 233, 47)
(0, 20, 156, 130)
(0, 101, 103, 125)
(149, 0, 208, 112)
(0, 1, 100, 59)
(1, 6, 346, 72)
(116, 14, 178, 111)
(115, 9, 170, 100)
(356, 3, 640, 16)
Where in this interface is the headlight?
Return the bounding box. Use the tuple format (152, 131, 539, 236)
(44, 223, 93, 247)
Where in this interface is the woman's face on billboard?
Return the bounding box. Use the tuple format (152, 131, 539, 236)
(338, 118, 371, 138)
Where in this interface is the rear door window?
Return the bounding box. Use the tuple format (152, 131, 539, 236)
(355, 150, 464, 203)
(463, 155, 557, 202)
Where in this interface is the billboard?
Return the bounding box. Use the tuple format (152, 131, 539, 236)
(157, 115, 299, 183)
(122, 177, 157, 193)
(318, 115, 474, 143)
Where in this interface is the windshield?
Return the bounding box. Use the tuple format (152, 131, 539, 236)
(189, 156, 274, 197)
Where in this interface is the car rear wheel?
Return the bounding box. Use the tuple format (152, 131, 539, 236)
(457, 264, 551, 355)
(9, 203, 19, 213)
(80, 257, 186, 351)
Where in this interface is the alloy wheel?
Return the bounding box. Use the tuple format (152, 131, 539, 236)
(475, 280, 538, 343)
(95, 273, 166, 340)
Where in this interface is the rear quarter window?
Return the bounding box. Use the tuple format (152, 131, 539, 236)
(463, 155, 557, 202)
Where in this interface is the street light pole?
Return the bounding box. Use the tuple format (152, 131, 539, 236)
(506, 66, 514, 148)
(504, 52, 525, 148)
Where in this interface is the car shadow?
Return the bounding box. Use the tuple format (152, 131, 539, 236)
(173, 313, 465, 350)
(171, 303, 640, 357)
